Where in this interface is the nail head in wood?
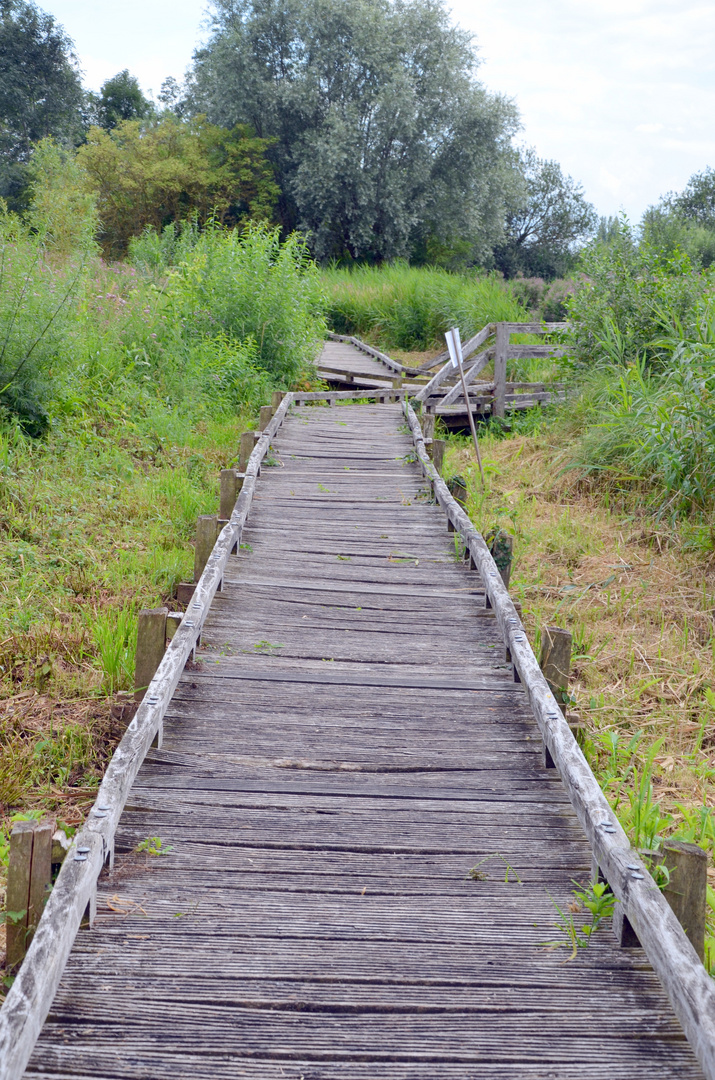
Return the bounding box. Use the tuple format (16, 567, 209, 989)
(134, 607, 168, 702)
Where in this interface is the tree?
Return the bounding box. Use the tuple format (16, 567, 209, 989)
(493, 148, 597, 278)
(78, 115, 278, 255)
(671, 167, 715, 230)
(186, 0, 520, 263)
(0, 0, 84, 207)
(91, 69, 153, 130)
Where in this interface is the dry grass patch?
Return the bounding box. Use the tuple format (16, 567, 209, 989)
(447, 427, 715, 845)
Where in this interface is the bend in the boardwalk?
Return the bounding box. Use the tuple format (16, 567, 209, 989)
(25, 402, 702, 1078)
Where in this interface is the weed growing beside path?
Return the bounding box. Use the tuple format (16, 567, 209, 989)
(445, 417, 715, 966)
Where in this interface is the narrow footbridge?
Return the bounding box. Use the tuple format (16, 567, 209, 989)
(2, 345, 715, 1078)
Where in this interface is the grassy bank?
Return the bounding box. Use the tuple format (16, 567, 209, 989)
(0, 221, 326, 944)
(321, 263, 529, 349)
(442, 407, 715, 967)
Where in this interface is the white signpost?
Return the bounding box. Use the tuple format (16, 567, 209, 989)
(444, 326, 485, 488)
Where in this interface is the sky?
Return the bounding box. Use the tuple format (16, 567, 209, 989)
(45, 0, 715, 224)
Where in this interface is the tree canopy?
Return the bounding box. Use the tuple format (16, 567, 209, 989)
(0, 0, 84, 206)
(77, 115, 278, 255)
(91, 69, 154, 130)
(493, 148, 597, 278)
(186, 0, 521, 263)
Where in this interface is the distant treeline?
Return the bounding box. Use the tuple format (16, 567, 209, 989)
(1, 0, 598, 277)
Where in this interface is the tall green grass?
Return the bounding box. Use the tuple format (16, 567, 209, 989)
(321, 263, 528, 350)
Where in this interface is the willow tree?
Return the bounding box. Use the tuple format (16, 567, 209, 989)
(186, 0, 521, 263)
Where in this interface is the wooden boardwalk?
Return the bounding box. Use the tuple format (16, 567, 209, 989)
(21, 400, 703, 1077)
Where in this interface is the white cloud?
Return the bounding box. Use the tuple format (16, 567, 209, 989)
(44, 0, 715, 222)
(451, 0, 715, 219)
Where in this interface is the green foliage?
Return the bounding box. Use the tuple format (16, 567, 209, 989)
(322, 263, 527, 349)
(135, 835, 173, 856)
(90, 69, 153, 131)
(566, 218, 710, 371)
(494, 147, 597, 279)
(188, 0, 521, 263)
(0, 0, 85, 210)
(160, 223, 325, 384)
(92, 605, 137, 696)
(570, 302, 715, 517)
(27, 138, 99, 258)
(548, 880, 615, 959)
(78, 116, 279, 256)
(0, 211, 86, 434)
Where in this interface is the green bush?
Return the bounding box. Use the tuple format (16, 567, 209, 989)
(566, 219, 711, 371)
(0, 214, 87, 435)
(321, 263, 528, 349)
(138, 222, 326, 386)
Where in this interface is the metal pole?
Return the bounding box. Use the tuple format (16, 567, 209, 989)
(447, 328, 485, 490)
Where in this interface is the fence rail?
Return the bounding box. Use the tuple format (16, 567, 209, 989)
(2, 382, 715, 1080)
(403, 398, 715, 1080)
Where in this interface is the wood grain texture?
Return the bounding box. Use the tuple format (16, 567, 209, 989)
(403, 397, 715, 1079)
(6, 396, 704, 1080)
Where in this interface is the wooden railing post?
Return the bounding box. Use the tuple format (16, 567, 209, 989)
(271, 390, 285, 413)
(259, 405, 273, 431)
(194, 515, 219, 582)
(6, 823, 34, 969)
(658, 840, 708, 961)
(134, 607, 169, 701)
(219, 468, 243, 520)
(6, 820, 53, 969)
(539, 625, 573, 768)
(488, 530, 513, 589)
(421, 410, 435, 440)
(239, 431, 255, 473)
(431, 439, 445, 476)
(494, 322, 508, 418)
(540, 626, 572, 713)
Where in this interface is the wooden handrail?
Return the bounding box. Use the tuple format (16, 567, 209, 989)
(415, 321, 567, 412)
(0, 396, 295, 1080)
(402, 398, 715, 1080)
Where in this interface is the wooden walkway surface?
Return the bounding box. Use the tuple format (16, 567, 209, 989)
(24, 400, 702, 1077)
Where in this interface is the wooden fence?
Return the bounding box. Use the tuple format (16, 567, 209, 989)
(2, 385, 715, 1080)
(415, 321, 567, 418)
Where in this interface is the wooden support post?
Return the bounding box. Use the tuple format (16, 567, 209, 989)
(219, 468, 243, 520)
(432, 439, 445, 476)
(134, 607, 168, 701)
(488, 531, 513, 589)
(193, 514, 219, 582)
(271, 390, 285, 413)
(259, 405, 273, 431)
(6, 822, 34, 968)
(658, 839, 708, 961)
(422, 411, 435, 440)
(392, 376, 403, 390)
(540, 625, 572, 715)
(27, 821, 52, 946)
(165, 612, 183, 641)
(494, 322, 508, 419)
(239, 431, 255, 472)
